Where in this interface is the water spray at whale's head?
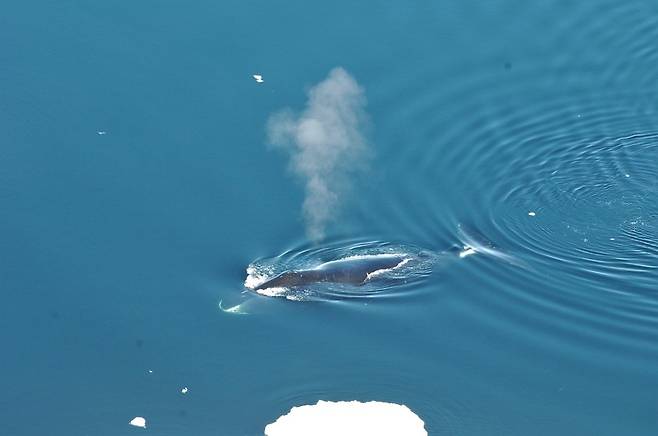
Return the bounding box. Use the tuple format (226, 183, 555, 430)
(267, 67, 370, 242)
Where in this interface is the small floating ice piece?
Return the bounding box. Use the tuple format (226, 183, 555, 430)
(97, 131, 107, 135)
(264, 400, 427, 436)
(181, 387, 188, 394)
(528, 211, 536, 217)
(129, 417, 146, 428)
(252, 74, 264, 83)
(147, 369, 153, 374)
(625, 174, 630, 178)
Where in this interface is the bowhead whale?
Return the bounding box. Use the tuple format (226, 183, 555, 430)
(249, 224, 505, 294)
(254, 254, 407, 291)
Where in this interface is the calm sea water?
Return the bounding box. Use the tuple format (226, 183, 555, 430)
(2, 1, 657, 435)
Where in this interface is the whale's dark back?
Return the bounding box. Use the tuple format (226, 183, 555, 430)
(317, 254, 405, 281)
(254, 254, 406, 291)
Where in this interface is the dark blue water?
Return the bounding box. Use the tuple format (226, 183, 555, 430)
(2, 1, 657, 434)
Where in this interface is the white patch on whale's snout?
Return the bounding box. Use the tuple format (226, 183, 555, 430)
(244, 264, 295, 298)
(255, 287, 289, 297)
(244, 265, 269, 290)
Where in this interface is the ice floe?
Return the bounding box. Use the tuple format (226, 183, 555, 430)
(264, 400, 427, 436)
(128, 416, 146, 428)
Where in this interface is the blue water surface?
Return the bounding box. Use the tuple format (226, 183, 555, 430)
(1, 1, 657, 435)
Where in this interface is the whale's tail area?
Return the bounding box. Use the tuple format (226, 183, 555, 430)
(457, 223, 494, 248)
(453, 223, 517, 264)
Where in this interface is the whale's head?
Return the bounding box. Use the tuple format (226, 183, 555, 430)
(254, 271, 318, 291)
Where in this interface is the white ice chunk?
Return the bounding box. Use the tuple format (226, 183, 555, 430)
(253, 74, 264, 83)
(264, 400, 427, 436)
(181, 387, 188, 394)
(528, 211, 536, 216)
(129, 416, 146, 428)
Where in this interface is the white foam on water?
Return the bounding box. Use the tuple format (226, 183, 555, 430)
(285, 294, 306, 301)
(264, 400, 427, 436)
